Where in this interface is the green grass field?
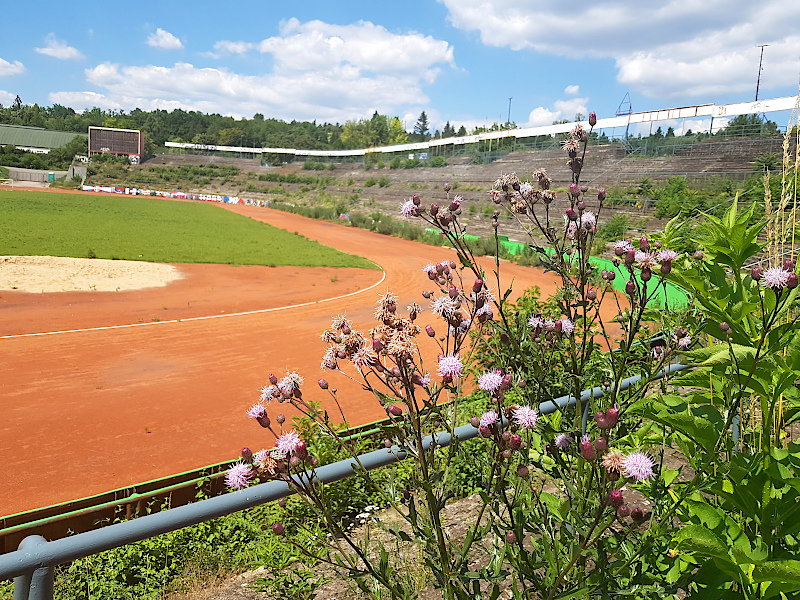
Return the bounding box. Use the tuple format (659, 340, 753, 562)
(0, 190, 377, 268)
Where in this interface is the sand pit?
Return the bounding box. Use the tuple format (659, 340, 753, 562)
(0, 255, 183, 293)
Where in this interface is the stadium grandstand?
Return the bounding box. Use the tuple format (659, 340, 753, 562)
(0, 124, 86, 154)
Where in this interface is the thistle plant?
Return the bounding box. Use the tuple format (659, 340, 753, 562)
(226, 112, 706, 598)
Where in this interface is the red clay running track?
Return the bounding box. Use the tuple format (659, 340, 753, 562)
(2, 199, 575, 516)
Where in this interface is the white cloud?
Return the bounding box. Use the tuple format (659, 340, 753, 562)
(564, 85, 580, 95)
(34, 34, 84, 60)
(147, 28, 184, 50)
(0, 58, 25, 77)
(51, 20, 455, 122)
(0, 90, 16, 106)
(256, 18, 455, 79)
(524, 97, 589, 127)
(441, 0, 800, 99)
(212, 40, 254, 55)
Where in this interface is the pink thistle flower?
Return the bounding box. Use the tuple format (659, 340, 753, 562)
(528, 315, 544, 330)
(555, 433, 572, 449)
(400, 199, 418, 217)
(580, 211, 597, 232)
(480, 410, 499, 427)
(762, 267, 791, 290)
(419, 373, 431, 386)
(513, 406, 539, 430)
(635, 251, 659, 269)
(623, 451, 655, 481)
(225, 462, 252, 489)
(422, 263, 437, 275)
(677, 335, 691, 349)
(320, 346, 338, 370)
(430, 296, 458, 317)
(560, 318, 575, 335)
(437, 354, 463, 379)
(478, 370, 504, 393)
(614, 240, 633, 255)
(566, 221, 578, 240)
(519, 181, 534, 197)
(657, 249, 678, 262)
(247, 403, 267, 419)
(274, 430, 303, 458)
(260, 384, 280, 404)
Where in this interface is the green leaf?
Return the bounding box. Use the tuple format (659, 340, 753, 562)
(652, 410, 720, 453)
(753, 560, 800, 583)
(673, 524, 732, 562)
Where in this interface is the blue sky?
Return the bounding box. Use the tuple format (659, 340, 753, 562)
(1, 0, 799, 135)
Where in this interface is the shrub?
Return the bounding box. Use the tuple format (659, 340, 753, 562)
(377, 177, 390, 188)
(364, 177, 377, 187)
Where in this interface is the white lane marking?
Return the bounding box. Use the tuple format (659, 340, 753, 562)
(1, 269, 386, 339)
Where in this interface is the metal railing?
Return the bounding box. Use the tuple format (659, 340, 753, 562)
(1, 363, 687, 600)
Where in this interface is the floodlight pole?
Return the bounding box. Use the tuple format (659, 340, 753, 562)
(755, 44, 769, 102)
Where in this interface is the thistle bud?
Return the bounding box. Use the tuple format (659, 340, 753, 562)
(412, 194, 421, 206)
(587, 289, 597, 300)
(719, 321, 730, 333)
(569, 183, 580, 198)
(448, 286, 458, 299)
(639, 235, 650, 253)
(625, 281, 636, 296)
(272, 522, 285, 536)
(388, 405, 403, 417)
(430, 204, 439, 217)
(269, 374, 278, 385)
(470, 416, 481, 428)
(577, 199, 586, 211)
(589, 112, 597, 127)
(256, 414, 271, 428)
(509, 434, 522, 450)
(660, 260, 672, 275)
(426, 325, 435, 337)
(318, 378, 329, 390)
(598, 188, 606, 201)
(616, 505, 630, 519)
(372, 339, 384, 353)
(276, 414, 285, 424)
(751, 266, 762, 281)
(693, 250, 704, 261)
(580, 435, 596, 461)
(631, 508, 646, 523)
(473, 279, 483, 293)
(640, 267, 652, 282)
(278, 498, 287, 508)
(784, 259, 795, 271)
(443, 182, 451, 192)
(605, 405, 619, 428)
(516, 463, 529, 478)
(607, 489, 624, 508)
(625, 248, 636, 266)
(594, 436, 608, 453)
(289, 456, 301, 468)
(565, 208, 578, 221)
(241, 447, 253, 462)
(479, 425, 491, 438)
(505, 531, 517, 544)
(788, 273, 799, 289)
(295, 441, 308, 460)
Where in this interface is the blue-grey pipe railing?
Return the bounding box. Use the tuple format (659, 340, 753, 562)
(1, 362, 687, 599)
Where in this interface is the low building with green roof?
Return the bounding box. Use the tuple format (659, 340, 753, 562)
(0, 124, 87, 154)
